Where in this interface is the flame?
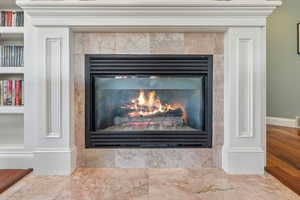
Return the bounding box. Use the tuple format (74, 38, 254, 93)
(122, 90, 188, 123)
(138, 90, 145, 105)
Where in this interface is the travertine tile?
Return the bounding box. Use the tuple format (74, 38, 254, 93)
(74, 33, 117, 54)
(146, 149, 212, 168)
(213, 54, 224, 149)
(73, 33, 85, 54)
(2, 169, 298, 200)
(74, 32, 225, 169)
(214, 32, 224, 55)
(115, 149, 147, 168)
(212, 144, 223, 168)
(73, 53, 85, 167)
(184, 32, 217, 54)
(85, 149, 115, 168)
(150, 33, 184, 54)
(116, 33, 150, 54)
(86, 33, 117, 54)
(148, 169, 300, 200)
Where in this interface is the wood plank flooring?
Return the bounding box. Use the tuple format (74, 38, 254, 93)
(0, 169, 33, 194)
(266, 125, 300, 196)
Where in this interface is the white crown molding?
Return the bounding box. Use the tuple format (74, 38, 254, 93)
(17, 0, 282, 7)
(17, 0, 281, 27)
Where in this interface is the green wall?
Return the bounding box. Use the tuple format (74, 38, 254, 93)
(267, 0, 300, 119)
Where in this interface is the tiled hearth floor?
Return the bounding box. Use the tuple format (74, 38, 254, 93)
(0, 168, 299, 200)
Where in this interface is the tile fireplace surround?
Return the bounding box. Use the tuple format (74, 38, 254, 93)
(10, 0, 281, 175)
(75, 32, 224, 168)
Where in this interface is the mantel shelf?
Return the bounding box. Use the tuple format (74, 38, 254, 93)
(0, 67, 24, 74)
(0, 106, 24, 114)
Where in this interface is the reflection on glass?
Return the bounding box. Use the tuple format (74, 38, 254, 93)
(94, 76, 205, 132)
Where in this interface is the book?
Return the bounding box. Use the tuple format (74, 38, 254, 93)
(0, 45, 24, 67)
(15, 80, 20, 106)
(0, 80, 24, 106)
(0, 11, 24, 27)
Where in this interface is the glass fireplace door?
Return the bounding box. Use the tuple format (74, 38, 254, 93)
(93, 76, 205, 132)
(86, 54, 212, 148)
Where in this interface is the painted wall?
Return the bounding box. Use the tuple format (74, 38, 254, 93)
(267, 0, 300, 119)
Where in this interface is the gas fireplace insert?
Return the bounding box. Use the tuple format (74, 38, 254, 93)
(85, 55, 213, 148)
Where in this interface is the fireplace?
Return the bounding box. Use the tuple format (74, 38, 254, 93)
(85, 55, 213, 148)
(14, 0, 279, 174)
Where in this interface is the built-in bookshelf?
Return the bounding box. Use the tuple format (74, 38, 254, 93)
(0, 45, 24, 67)
(0, 9, 24, 149)
(0, 80, 24, 106)
(0, 11, 24, 27)
(0, 106, 24, 114)
(0, 67, 24, 74)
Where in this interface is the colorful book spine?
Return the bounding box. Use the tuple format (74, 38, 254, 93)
(0, 80, 24, 106)
(0, 11, 24, 27)
(15, 80, 20, 106)
(0, 45, 24, 67)
(7, 80, 12, 106)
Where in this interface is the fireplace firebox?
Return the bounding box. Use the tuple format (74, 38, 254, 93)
(85, 55, 213, 148)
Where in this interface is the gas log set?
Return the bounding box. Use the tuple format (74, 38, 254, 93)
(105, 90, 194, 131)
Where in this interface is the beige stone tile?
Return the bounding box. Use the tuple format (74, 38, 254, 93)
(146, 149, 212, 168)
(85, 149, 115, 168)
(73, 53, 86, 167)
(74, 33, 117, 54)
(184, 32, 217, 54)
(2, 169, 299, 200)
(150, 33, 184, 54)
(148, 168, 232, 200)
(116, 33, 150, 54)
(213, 54, 224, 148)
(214, 32, 225, 55)
(73, 33, 86, 54)
(72, 32, 225, 169)
(85, 33, 117, 54)
(115, 149, 147, 168)
(212, 144, 223, 168)
(0, 175, 70, 200)
(99, 168, 149, 200)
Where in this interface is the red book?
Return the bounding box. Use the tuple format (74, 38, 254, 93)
(15, 80, 20, 106)
(8, 12, 12, 26)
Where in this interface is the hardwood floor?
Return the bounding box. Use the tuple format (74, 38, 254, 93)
(0, 169, 33, 194)
(266, 125, 300, 196)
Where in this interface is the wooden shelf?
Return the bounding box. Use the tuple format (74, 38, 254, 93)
(0, 67, 24, 74)
(0, 106, 24, 114)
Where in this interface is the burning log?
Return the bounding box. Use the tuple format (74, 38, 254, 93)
(113, 116, 184, 127)
(119, 90, 188, 123)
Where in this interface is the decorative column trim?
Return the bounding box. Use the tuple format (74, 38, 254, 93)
(222, 27, 265, 174)
(45, 37, 62, 138)
(237, 38, 254, 138)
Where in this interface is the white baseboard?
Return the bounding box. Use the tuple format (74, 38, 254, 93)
(222, 147, 265, 174)
(33, 146, 77, 175)
(266, 116, 296, 128)
(0, 152, 34, 169)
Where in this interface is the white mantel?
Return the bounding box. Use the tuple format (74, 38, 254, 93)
(9, 0, 281, 175)
(18, 0, 280, 27)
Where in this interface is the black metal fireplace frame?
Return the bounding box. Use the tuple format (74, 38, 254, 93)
(85, 54, 213, 148)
